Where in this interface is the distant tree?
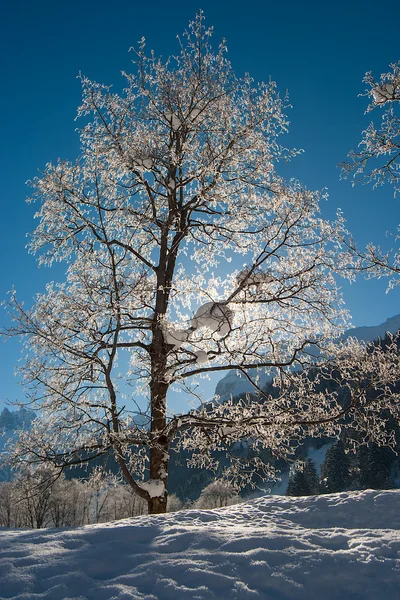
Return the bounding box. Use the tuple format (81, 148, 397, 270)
(48, 477, 83, 527)
(3, 14, 400, 516)
(303, 459, 320, 494)
(358, 444, 395, 490)
(321, 440, 351, 493)
(0, 482, 15, 527)
(287, 459, 319, 496)
(14, 467, 54, 529)
(166, 494, 183, 512)
(195, 479, 240, 509)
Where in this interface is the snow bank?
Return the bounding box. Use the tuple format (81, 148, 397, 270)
(0, 489, 399, 599)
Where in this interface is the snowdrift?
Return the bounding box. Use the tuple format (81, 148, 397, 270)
(1, 489, 399, 599)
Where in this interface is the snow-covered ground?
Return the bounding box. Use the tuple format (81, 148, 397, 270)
(1, 489, 399, 599)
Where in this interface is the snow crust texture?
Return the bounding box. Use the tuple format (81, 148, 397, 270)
(0, 489, 399, 599)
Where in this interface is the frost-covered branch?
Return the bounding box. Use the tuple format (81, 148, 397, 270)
(340, 61, 400, 195)
(340, 62, 400, 289)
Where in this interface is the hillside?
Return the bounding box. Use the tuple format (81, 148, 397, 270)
(0, 489, 399, 599)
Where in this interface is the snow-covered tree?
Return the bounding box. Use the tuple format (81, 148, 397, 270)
(3, 15, 400, 514)
(0, 482, 16, 527)
(166, 493, 183, 513)
(341, 62, 400, 289)
(13, 467, 55, 529)
(195, 479, 240, 509)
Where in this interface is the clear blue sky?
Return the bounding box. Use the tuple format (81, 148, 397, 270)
(1, 0, 399, 408)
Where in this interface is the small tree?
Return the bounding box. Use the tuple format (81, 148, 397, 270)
(166, 493, 183, 512)
(195, 479, 240, 509)
(3, 14, 400, 515)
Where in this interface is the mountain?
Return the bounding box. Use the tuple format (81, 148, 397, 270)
(214, 313, 400, 402)
(342, 313, 400, 343)
(0, 407, 36, 481)
(0, 407, 36, 433)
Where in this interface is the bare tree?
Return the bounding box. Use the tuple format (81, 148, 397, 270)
(0, 482, 15, 527)
(341, 62, 400, 288)
(13, 468, 55, 529)
(3, 14, 397, 515)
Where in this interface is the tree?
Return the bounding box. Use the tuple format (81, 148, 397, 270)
(13, 467, 54, 529)
(320, 440, 351, 493)
(194, 479, 240, 509)
(3, 14, 400, 515)
(287, 459, 319, 496)
(358, 443, 395, 490)
(341, 62, 400, 289)
(0, 482, 16, 527)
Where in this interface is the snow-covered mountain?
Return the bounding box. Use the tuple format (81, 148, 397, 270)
(1, 489, 399, 599)
(215, 313, 400, 402)
(342, 313, 400, 342)
(0, 408, 36, 480)
(0, 407, 35, 433)
(0, 407, 36, 451)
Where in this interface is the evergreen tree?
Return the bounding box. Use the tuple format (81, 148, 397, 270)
(321, 440, 351, 493)
(358, 444, 395, 490)
(287, 459, 319, 496)
(303, 459, 320, 494)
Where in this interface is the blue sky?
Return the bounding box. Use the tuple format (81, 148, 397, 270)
(1, 0, 399, 408)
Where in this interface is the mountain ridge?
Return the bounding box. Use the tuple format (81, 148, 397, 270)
(215, 313, 400, 401)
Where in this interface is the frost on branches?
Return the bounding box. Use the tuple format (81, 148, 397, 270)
(341, 62, 400, 290)
(3, 14, 398, 514)
(341, 62, 400, 194)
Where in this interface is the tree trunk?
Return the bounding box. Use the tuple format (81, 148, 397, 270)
(148, 417, 170, 515)
(148, 327, 170, 515)
(148, 493, 168, 515)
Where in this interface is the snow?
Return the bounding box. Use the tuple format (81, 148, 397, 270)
(190, 108, 201, 119)
(372, 84, 394, 103)
(342, 312, 400, 343)
(132, 157, 153, 170)
(191, 302, 234, 336)
(165, 111, 181, 130)
(162, 303, 234, 350)
(194, 350, 209, 364)
(1, 489, 399, 599)
(137, 479, 165, 498)
(214, 368, 272, 402)
(162, 327, 190, 349)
